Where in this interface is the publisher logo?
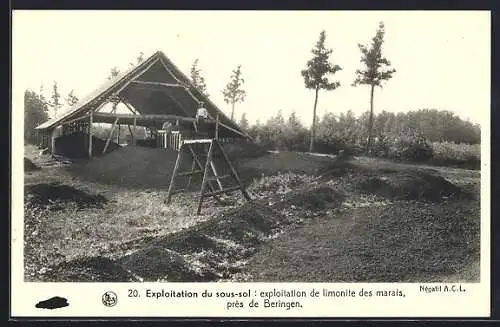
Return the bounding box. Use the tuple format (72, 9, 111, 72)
(102, 291, 118, 307)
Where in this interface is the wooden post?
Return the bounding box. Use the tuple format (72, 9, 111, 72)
(133, 118, 137, 145)
(186, 158, 197, 190)
(166, 143, 184, 204)
(215, 113, 219, 140)
(117, 124, 121, 144)
(50, 127, 57, 154)
(103, 117, 119, 154)
(209, 160, 223, 191)
(88, 111, 93, 158)
(197, 140, 215, 215)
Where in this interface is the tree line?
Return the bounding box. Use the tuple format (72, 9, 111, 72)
(241, 108, 480, 166)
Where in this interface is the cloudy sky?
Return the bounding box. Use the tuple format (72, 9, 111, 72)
(12, 10, 490, 126)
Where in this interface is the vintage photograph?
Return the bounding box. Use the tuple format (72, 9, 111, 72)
(19, 11, 485, 283)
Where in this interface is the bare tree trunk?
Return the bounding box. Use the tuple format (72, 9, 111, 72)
(367, 84, 375, 154)
(231, 102, 235, 121)
(309, 86, 319, 153)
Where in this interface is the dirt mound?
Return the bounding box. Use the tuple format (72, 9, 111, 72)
(245, 199, 480, 282)
(239, 152, 336, 177)
(248, 172, 315, 196)
(25, 183, 108, 210)
(44, 256, 139, 282)
(155, 231, 228, 255)
(68, 145, 195, 189)
(281, 186, 345, 211)
(353, 170, 469, 202)
(118, 246, 215, 281)
(222, 140, 268, 160)
(201, 204, 288, 247)
(24, 158, 40, 171)
(54, 132, 120, 158)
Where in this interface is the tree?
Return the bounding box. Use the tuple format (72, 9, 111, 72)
(190, 59, 209, 97)
(65, 89, 79, 106)
(222, 65, 246, 121)
(50, 81, 61, 118)
(108, 66, 120, 80)
(24, 89, 49, 143)
(39, 84, 49, 107)
(129, 51, 145, 67)
(239, 112, 249, 130)
(301, 30, 342, 152)
(353, 22, 396, 154)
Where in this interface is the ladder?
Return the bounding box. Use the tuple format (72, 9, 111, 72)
(165, 138, 252, 215)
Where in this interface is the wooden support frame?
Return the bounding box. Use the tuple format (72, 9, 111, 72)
(165, 143, 221, 206)
(103, 117, 119, 154)
(165, 138, 251, 215)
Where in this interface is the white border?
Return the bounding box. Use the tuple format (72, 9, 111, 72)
(11, 10, 491, 318)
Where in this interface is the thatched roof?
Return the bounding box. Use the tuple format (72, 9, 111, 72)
(36, 51, 250, 139)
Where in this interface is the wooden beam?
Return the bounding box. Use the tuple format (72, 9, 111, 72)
(88, 111, 93, 158)
(117, 124, 121, 144)
(197, 141, 215, 215)
(120, 99, 139, 115)
(183, 86, 202, 105)
(158, 58, 185, 85)
(185, 158, 197, 190)
(182, 139, 213, 144)
(177, 170, 203, 177)
(217, 121, 248, 139)
(131, 80, 184, 88)
(215, 113, 219, 140)
(61, 113, 90, 126)
(133, 118, 137, 145)
(203, 185, 241, 198)
(127, 124, 134, 143)
(215, 139, 251, 201)
(166, 143, 184, 204)
(209, 161, 224, 191)
(93, 112, 197, 122)
(113, 58, 161, 96)
(103, 117, 119, 154)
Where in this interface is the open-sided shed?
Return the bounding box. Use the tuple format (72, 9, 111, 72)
(35, 51, 251, 156)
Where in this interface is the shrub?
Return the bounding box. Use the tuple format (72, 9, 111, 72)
(389, 136, 434, 162)
(432, 142, 480, 162)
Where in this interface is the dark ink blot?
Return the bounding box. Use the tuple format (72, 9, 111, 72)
(35, 296, 69, 309)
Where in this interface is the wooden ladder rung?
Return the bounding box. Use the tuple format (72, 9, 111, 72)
(207, 174, 231, 181)
(177, 170, 203, 177)
(172, 188, 186, 194)
(182, 139, 213, 144)
(203, 185, 241, 198)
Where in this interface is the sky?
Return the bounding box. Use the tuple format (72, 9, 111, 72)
(12, 10, 490, 126)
